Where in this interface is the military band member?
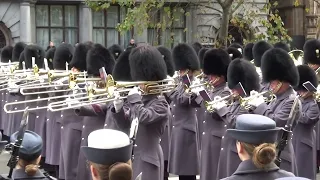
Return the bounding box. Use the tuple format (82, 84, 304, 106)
(274, 42, 290, 52)
(75, 43, 115, 180)
(243, 43, 254, 61)
(12, 42, 26, 62)
(221, 114, 295, 180)
(252, 41, 273, 91)
(45, 47, 56, 70)
(54, 43, 79, 180)
(108, 44, 124, 60)
(111, 45, 170, 180)
(247, 48, 299, 175)
(191, 42, 203, 55)
(0, 45, 13, 136)
(11, 130, 54, 180)
(229, 43, 243, 53)
(213, 58, 260, 179)
(157, 45, 175, 180)
(227, 47, 242, 60)
(198, 48, 231, 180)
(82, 129, 133, 180)
(167, 43, 200, 180)
(292, 65, 319, 179)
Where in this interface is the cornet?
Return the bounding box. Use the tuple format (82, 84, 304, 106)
(205, 94, 234, 113)
(240, 90, 276, 109)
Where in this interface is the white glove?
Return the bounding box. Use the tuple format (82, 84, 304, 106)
(128, 87, 141, 96)
(66, 97, 80, 108)
(113, 93, 124, 113)
(247, 91, 264, 107)
(212, 96, 227, 111)
(8, 82, 19, 93)
(191, 86, 204, 96)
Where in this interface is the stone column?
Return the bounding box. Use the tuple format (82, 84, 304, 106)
(79, 3, 93, 42)
(19, 0, 33, 44)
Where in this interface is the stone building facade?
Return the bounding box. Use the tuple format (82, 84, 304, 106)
(0, 0, 268, 49)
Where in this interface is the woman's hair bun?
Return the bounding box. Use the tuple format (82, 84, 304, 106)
(252, 143, 276, 168)
(25, 164, 38, 176)
(109, 162, 133, 180)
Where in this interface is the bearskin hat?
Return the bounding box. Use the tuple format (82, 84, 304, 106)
(303, 39, 320, 65)
(243, 43, 254, 61)
(198, 48, 209, 69)
(191, 42, 203, 55)
(53, 43, 74, 70)
(0, 45, 13, 63)
(274, 42, 290, 52)
(129, 45, 167, 81)
(108, 44, 123, 60)
(12, 42, 26, 62)
(45, 47, 56, 70)
(253, 41, 273, 67)
(295, 65, 318, 91)
(203, 48, 231, 77)
(23, 45, 45, 69)
(86, 44, 115, 76)
(18, 51, 25, 69)
(229, 43, 243, 54)
(261, 48, 299, 86)
(227, 58, 260, 95)
(112, 48, 132, 81)
(70, 42, 93, 72)
(157, 46, 175, 77)
(172, 43, 200, 71)
(227, 47, 242, 60)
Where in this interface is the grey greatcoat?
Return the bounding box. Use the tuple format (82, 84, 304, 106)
(1, 92, 9, 135)
(75, 102, 112, 180)
(252, 87, 299, 175)
(58, 108, 83, 180)
(6, 93, 25, 136)
(216, 100, 249, 179)
(196, 106, 205, 149)
(292, 97, 319, 179)
(200, 83, 230, 180)
(220, 160, 295, 180)
(166, 84, 200, 175)
(112, 94, 169, 180)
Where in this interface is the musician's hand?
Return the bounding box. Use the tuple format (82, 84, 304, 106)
(113, 93, 124, 113)
(213, 101, 226, 111)
(247, 95, 264, 107)
(128, 87, 141, 96)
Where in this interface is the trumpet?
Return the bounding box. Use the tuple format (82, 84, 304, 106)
(205, 94, 234, 113)
(239, 90, 276, 109)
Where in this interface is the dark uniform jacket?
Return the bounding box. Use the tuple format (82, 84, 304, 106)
(221, 160, 295, 180)
(12, 168, 55, 180)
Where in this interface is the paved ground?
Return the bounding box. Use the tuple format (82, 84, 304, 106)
(0, 151, 318, 180)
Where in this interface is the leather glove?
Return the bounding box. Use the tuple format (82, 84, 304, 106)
(212, 96, 227, 111)
(128, 87, 141, 96)
(247, 90, 264, 107)
(113, 93, 124, 113)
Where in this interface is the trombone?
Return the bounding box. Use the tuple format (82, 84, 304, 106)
(47, 74, 177, 112)
(3, 90, 87, 114)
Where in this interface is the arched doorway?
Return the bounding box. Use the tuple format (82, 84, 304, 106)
(0, 30, 6, 48)
(0, 21, 12, 48)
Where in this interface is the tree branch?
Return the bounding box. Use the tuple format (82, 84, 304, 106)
(225, 0, 235, 7)
(216, 0, 224, 7)
(230, 0, 244, 16)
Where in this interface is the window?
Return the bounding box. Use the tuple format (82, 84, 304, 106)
(147, 6, 186, 48)
(92, 6, 120, 48)
(36, 5, 78, 49)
